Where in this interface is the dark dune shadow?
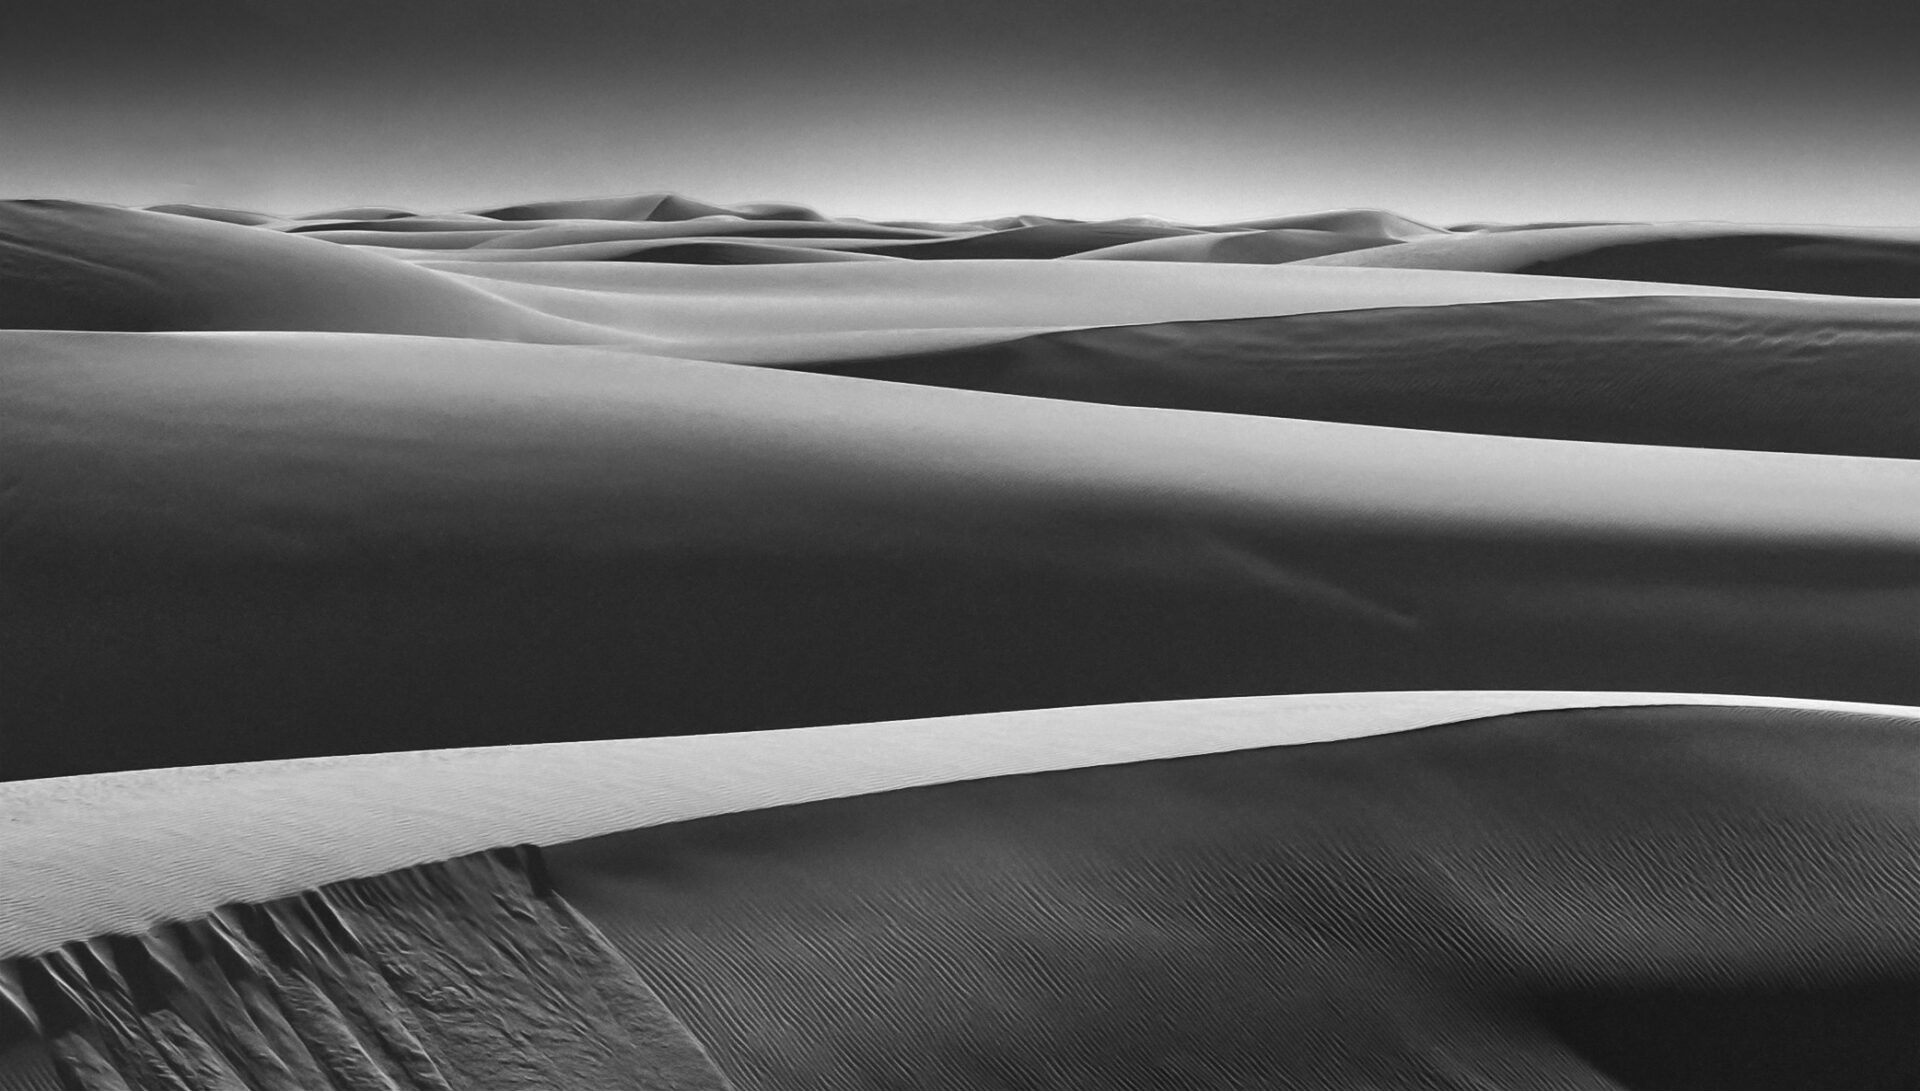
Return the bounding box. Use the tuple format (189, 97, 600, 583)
(9, 528, 1919, 781)
(1514, 234, 1920, 297)
(801, 294, 1920, 458)
(1532, 978, 1920, 1091)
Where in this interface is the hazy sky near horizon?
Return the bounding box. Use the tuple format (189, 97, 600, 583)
(5, 0, 1915, 225)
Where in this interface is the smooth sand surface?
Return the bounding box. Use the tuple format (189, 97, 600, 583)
(7, 691, 1916, 963)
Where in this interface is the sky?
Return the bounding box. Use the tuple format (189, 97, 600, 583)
(4, 0, 1916, 225)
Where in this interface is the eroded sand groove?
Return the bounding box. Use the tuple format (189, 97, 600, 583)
(1, 850, 731, 1091)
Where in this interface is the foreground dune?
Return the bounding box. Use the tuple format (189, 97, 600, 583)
(17, 689, 1913, 959)
(5, 693, 1920, 1089)
(7, 192, 1920, 1089)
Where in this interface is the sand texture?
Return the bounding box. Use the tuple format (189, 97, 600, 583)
(7, 193, 1920, 1089)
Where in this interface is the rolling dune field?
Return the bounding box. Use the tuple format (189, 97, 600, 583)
(5, 195, 1920, 1090)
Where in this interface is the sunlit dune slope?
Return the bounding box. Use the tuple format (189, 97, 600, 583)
(0, 201, 604, 342)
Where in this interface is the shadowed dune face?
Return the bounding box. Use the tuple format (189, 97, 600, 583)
(806, 294, 1920, 458)
(1302, 222, 1920, 297)
(1512, 234, 1920, 296)
(546, 704, 1920, 1091)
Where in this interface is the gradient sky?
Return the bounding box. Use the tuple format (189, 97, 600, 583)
(5, 0, 1916, 225)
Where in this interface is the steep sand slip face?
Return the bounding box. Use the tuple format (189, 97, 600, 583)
(0, 201, 605, 343)
(547, 703, 1920, 1091)
(1304, 221, 1920, 295)
(4, 691, 1913, 961)
(5, 850, 733, 1091)
(808, 294, 1920, 458)
(6, 329, 1920, 777)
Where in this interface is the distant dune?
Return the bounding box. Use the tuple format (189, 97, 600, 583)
(5, 192, 1920, 1090)
(1299, 221, 1920, 296)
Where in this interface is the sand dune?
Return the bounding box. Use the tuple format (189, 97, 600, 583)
(1303, 221, 1920, 295)
(1069, 227, 1401, 263)
(554, 702, 1920, 1090)
(809, 294, 1920, 456)
(16, 689, 1910, 961)
(6, 695, 1919, 1089)
(475, 193, 828, 223)
(19, 198, 1859, 365)
(8, 326, 1920, 778)
(8, 191, 1920, 1090)
(0, 201, 603, 343)
(412, 259, 1836, 363)
(1204, 207, 1447, 238)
